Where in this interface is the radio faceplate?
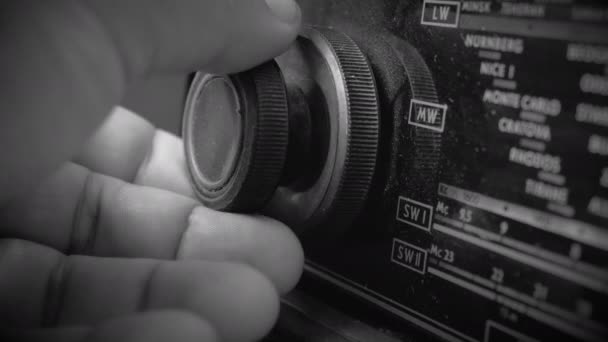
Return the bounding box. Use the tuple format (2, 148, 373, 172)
(297, 1, 608, 341)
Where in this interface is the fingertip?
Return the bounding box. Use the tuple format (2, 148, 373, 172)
(148, 261, 280, 342)
(202, 0, 302, 73)
(132, 129, 196, 198)
(264, 0, 301, 24)
(191, 262, 280, 342)
(180, 208, 304, 294)
(253, 215, 305, 294)
(209, 262, 280, 341)
(74, 107, 155, 182)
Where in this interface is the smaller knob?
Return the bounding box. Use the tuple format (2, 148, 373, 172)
(182, 61, 289, 212)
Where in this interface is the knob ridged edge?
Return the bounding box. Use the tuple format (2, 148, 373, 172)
(318, 28, 380, 230)
(230, 61, 290, 211)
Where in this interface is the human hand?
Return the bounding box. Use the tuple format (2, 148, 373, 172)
(0, 1, 303, 341)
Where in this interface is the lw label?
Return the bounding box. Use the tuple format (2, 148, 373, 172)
(391, 239, 428, 274)
(396, 196, 434, 231)
(408, 99, 448, 132)
(420, 0, 461, 28)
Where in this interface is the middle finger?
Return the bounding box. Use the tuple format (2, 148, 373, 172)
(0, 162, 303, 294)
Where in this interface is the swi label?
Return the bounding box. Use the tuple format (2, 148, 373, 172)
(396, 196, 434, 231)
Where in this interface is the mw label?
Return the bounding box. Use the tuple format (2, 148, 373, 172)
(408, 99, 448, 132)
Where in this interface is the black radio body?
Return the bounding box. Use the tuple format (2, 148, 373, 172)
(272, 1, 608, 342)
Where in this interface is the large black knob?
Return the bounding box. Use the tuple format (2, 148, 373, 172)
(183, 27, 380, 236)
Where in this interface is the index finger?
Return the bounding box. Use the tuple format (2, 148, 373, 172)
(0, 0, 301, 203)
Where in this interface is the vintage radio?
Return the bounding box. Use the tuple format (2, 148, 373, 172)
(142, 1, 608, 341)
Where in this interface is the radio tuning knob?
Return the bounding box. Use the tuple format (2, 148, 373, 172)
(182, 61, 289, 212)
(183, 27, 380, 235)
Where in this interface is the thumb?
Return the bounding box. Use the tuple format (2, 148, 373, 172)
(84, 0, 302, 74)
(0, 0, 301, 203)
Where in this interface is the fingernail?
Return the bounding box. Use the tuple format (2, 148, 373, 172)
(265, 0, 300, 23)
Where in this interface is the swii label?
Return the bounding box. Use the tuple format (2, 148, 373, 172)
(408, 99, 448, 132)
(391, 238, 428, 274)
